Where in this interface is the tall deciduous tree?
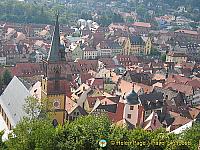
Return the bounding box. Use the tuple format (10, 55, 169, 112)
(6, 118, 57, 150)
(2, 69, 12, 86)
(180, 122, 200, 150)
(0, 75, 3, 93)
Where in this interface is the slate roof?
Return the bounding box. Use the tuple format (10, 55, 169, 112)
(0, 76, 31, 127)
(95, 104, 117, 113)
(125, 90, 140, 105)
(47, 14, 65, 62)
(130, 35, 145, 45)
(68, 104, 87, 116)
(139, 90, 164, 110)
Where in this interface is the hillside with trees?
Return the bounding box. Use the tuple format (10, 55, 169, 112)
(0, 0, 200, 26)
(0, 0, 124, 26)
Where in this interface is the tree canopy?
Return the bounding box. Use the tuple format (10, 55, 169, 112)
(0, 114, 198, 150)
(0, 96, 197, 149)
(2, 70, 12, 86)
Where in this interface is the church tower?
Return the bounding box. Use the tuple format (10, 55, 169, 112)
(41, 14, 67, 124)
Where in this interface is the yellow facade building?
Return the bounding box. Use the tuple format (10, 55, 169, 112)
(123, 35, 152, 55)
(166, 51, 187, 64)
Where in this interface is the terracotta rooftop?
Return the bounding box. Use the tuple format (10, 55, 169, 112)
(112, 102, 125, 122)
(166, 74, 192, 84)
(167, 51, 187, 57)
(175, 29, 198, 35)
(186, 79, 200, 90)
(164, 82, 193, 96)
(133, 22, 151, 28)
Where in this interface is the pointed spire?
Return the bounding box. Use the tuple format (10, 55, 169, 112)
(47, 13, 63, 62)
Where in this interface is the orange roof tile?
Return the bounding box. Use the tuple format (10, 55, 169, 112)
(175, 29, 198, 35)
(133, 22, 151, 28)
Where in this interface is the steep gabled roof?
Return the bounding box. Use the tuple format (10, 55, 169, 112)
(129, 35, 145, 45)
(47, 14, 65, 62)
(0, 76, 31, 127)
(143, 112, 162, 131)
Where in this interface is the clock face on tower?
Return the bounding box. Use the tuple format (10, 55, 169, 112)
(53, 100, 60, 109)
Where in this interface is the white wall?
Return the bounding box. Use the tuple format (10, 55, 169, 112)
(123, 103, 139, 126)
(0, 57, 6, 65)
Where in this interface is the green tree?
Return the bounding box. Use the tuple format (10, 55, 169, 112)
(2, 69, 12, 85)
(112, 13, 124, 23)
(23, 96, 53, 120)
(0, 131, 7, 149)
(24, 96, 45, 120)
(80, 12, 92, 20)
(3, 115, 200, 149)
(180, 122, 200, 150)
(6, 118, 57, 150)
(55, 115, 111, 150)
(161, 54, 166, 62)
(150, 48, 161, 56)
(0, 75, 3, 93)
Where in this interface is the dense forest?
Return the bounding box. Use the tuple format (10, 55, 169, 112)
(0, 0, 65, 25)
(0, 0, 199, 26)
(0, 0, 124, 26)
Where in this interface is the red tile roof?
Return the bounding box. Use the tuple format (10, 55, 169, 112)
(119, 80, 133, 94)
(175, 29, 198, 35)
(171, 114, 192, 126)
(166, 74, 192, 84)
(164, 82, 193, 96)
(186, 79, 200, 90)
(0, 63, 43, 77)
(12, 63, 43, 77)
(87, 78, 104, 87)
(87, 96, 106, 108)
(99, 58, 116, 69)
(167, 51, 187, 57)
(80, 73, 93, 84)
(114, 102, 125, 122)
(133, 22, 151, 28)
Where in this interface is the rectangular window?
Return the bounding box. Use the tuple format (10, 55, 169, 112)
(130, 106, 134, 110)
(127, 114, 131, 119)
(69, 116, 73, 121)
